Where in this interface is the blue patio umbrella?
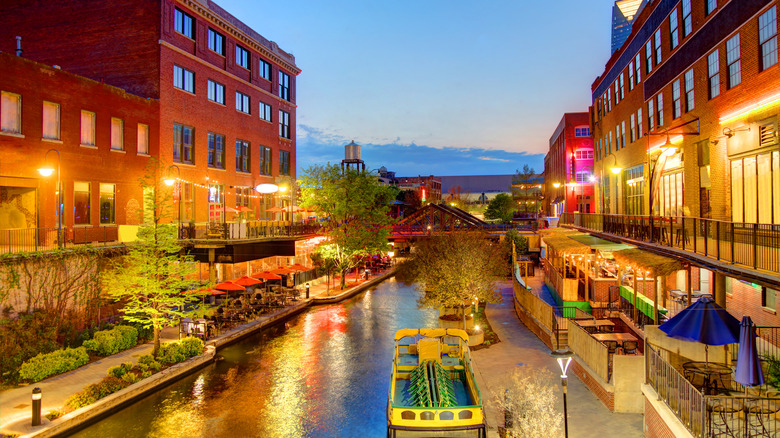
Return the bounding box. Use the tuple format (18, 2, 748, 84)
(734, 316, 764, 389)
(658, 295, 740, 364)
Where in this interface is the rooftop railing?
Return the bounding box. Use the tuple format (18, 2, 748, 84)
(560, 213, 780, 276)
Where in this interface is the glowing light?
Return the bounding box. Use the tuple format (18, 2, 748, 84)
(164, 178, 175, 186)
(255, 183, 279, 194)
(647, 135, 683, 153)
(37, 167, 54, 177)
(720, 92, 780, 123)
(610, 167, 622, 175)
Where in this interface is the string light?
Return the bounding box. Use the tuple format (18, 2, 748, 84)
(170, 177, 284, 200)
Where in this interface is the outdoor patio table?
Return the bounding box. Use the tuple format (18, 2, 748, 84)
(576, 319, 615, 333)
(683, 362, 732, 395)
(592, 332, 638, 347)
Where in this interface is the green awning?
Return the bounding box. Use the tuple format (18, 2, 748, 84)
(568, 234, 634, 251)
(619, 285, 668, 321)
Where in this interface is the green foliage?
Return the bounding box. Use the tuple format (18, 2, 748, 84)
(484, 193, 516, 223)
(107, 365, 127, 379)
(65, 377, 130, 410)
(121, 372, 141, 384)
(157, 342, 187, 365)
(179, 336, 205, 357)
(300, 164, 397, 288)
(19, 347, 89, 382)
(142, 370, 152, 379)
(83, 325, 138, 356)
(505, 229, 530, 256)
(764, 355, 780, 389)
(0, 311, 59, 383)
(138, 354, 155, 366)
(101, 159, 201, 356)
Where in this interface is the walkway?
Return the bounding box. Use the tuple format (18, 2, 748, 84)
(471, 273, 644, 438)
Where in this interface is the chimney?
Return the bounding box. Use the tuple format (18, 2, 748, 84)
(15, 36, 22, 57)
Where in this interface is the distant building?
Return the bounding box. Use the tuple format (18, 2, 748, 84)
(545, 113, 594, 216)
(511, 174, 545, 216)
(396, 176, 442, 205)
(611, 0, 646, 54)
(439, 175, 514, 206)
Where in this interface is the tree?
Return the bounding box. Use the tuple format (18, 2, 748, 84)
(397, 189, 422, 217)
(484, 193, 516, 223)
(504, 229, 529, 257)
(497, 367, 562, 438)
(396, 231, 508, 329)
(512, 164, 539, 214)
(299, 164, 397, 290)
(102, 160, 200, 356)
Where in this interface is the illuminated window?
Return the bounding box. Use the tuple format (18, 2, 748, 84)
(236, 139, 250, 173)
(42, 101, 60, 140)
(669, 8, 679, 49)
(574, 127, 590, 137)
(74, 181, 91, 225)
(575, 171, 593, 182)
(726, 34, 741, 89)
(137, 124, 149, 155)
(99, 183, 115, 225)
(684, 69, 695, 112)
(111, 117, 124, 151)
(80, 111, 95, 146)
(0, 91, 21, 134)
(759, 7, 777, 71)
(173, 65, 194, 93)
(574, 149, 593, 159)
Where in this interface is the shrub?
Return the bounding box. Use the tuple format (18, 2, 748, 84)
(19, 347, 89, 382)
(0, 311, 59, 384)
(138, 354, 155, 366)
(65, 377, 130, 410)
(179, 337, 205, 358)
(82, 325, 138, 356)
(122, 362, 133, 371)
(142, 370, 152, 379)
(157, 343, 186, 365)
(149, 361, 161, 372)
(121, 372, 140, 384)
(107, 365, 127, 378)
(138, 362, 149, 372)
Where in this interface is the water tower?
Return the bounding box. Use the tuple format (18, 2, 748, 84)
(341, 140, 365, 173)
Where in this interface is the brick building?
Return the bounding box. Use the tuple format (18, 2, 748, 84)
(0, 0, 300, 225)
(0, 52, 158, 240)
(544, 112, 595, 216)
(396, 176, 443, 205)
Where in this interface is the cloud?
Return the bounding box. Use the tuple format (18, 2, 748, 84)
(477, 156, 511, 162)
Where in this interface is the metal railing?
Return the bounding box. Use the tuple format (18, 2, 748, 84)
(0, 226, 119, 254)
(551, 306, 593, 349)
(560, 213, 780, 275)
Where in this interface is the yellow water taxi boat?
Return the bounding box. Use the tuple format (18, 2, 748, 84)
(387, 328, 485, 438)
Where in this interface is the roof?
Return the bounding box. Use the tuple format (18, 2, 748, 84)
(612, 248, 683, 277)
(543, 234, 591, 257)
(567, 234, 633, 252)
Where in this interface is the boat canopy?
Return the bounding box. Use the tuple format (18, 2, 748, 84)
(394, 328, 469, 343)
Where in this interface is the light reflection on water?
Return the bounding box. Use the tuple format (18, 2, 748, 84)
(73, 278, 436, 437)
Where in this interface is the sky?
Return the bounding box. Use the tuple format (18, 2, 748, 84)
(217, 0, 615, 176)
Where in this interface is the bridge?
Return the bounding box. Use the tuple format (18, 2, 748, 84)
(390, 204, 529, 238)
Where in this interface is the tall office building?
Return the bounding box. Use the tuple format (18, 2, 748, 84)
(611, 0, 646, 54)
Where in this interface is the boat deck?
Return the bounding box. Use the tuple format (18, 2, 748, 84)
(398, 354, 460, 367)
(394, 376, 472, 407)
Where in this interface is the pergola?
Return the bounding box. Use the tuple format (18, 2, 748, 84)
(612, 248, 683, 323)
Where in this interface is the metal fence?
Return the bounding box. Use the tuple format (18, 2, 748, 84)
(0, 226, 119, 254)
(560, 213, 780, 276)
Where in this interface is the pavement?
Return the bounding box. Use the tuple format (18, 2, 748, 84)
(470, 272, 645, 438)
(0, 265, 388, 436)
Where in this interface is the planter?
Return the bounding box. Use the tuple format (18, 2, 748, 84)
(468, 331, 484, 346)
(438, 315, 474, 330)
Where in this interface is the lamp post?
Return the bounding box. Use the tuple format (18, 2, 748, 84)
(551, 347, 574, 438)
(31, 387, 42, 426)
(163, 164, 182, 236)
(600, 153, 622, 214)
(38, 149, 62, 248)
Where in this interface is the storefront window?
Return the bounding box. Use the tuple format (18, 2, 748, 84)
(99, 183, 115, 224)
(74, 182, 91, 225)
(731, 151, 780, 224)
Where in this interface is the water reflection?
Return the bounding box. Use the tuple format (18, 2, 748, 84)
(73, 278, 436, 437)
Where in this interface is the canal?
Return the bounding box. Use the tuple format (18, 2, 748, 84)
(73, 277, 438, 437)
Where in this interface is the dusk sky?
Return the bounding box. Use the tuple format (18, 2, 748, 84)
(217, 0, 615, 176)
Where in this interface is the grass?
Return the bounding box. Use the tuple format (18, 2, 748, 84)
(471, 304, 500, 350)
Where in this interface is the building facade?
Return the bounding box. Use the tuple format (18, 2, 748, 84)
(0, 0, 300, 225)
(612, 0, 647, 54)
(544, 113, 595, 216)
(396, 176, 442, 205)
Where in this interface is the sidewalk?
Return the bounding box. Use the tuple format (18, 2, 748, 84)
(470, 272, 644, 438)
(0, 265, 393, 436)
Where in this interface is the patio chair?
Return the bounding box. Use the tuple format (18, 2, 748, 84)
(603, 340, 619, 355)
(622, 340, 639, 355)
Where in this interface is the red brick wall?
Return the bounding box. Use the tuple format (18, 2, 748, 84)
(0, 53, 159, 228)
(727, 279, 779, 326)
(570, 359, 615, 411)
(644, 396, 678, 438)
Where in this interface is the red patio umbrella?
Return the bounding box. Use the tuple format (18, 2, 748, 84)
(287, 263, 310, 271)
(213, 281, 246, 292)
(233, 276, 263, 287)
(266, 206, 285, 213)
(251, 271, 282, 281)
(185, 288, 227, 296)
(270, 266, 296, 275)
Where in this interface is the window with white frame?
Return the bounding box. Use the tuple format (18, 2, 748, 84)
(759, 7, 778, 71)
(614, 79, 620, 105)
(656, 93, 664, 127)
(607, 88, 613, 111)
(628, 61, 635, 91)
(637, 108, 644, 138)
(173, 123, 194, 164)
(208, 80, 225, 104)
(672, 79, 682, 119)
(648, 99, 656, 131)
(684, 69, 695, 112)
(634, 53, 642, 85)
(74, 181, 91, 225)
(706, 0, 717, 15)
(575, 149, 593, 160)
(235, 91, 250, 114)
(682, 0, 692, 37)
(173, 65, 194, 93)
(174, 8, 194, 39)
(99, 183, 115, 225)
(42, 101, 60, 140)
(708, 50, 720, 99)
(259, 59, 271, 81)
(259, 146, 272, 175)
(645, 40, 654, 73)
(619, 73, 625, 100)
(630, 114, 636, 143)
(575, 170, 593, 183)
(574, 126, 590, 137)
(279, 110, 290, 139)
(731, 151, 780, 224)
(208, 28, 224, 55)
(659, 172, 684, 217)
(726, 34, 741, 88)
(279, 71, 290, 101)
(1, 91, 21, 134)
(111, 117, 124, 150)
(236, 45, 250, 69)
(80, 111, 95, 146)
(654, 30, 662, 64)
(259, 102, 272, 122)
(137, 123, 149, 155)
(670, 8, 679, 49)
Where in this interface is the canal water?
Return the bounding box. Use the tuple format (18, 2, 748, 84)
(73, 277, 438, 438)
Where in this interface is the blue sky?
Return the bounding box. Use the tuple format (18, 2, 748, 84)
(217, 0, 614, 176)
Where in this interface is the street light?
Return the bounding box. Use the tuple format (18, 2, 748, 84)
(551, 347, 574, 438)
(164, 164, 181, 235)
(600, 153, 622, 214)
(38, 149, 62, 248)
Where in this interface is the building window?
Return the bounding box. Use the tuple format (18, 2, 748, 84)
(137, 124, 149, 155)
(279, 110, 290, 139)
(630, 114, 636, 143)
(173, 65, 194, 93)
(1, 92, 21, 134)
(278, 71, 290, 101)
(575, 149, 593, 160)
(659, 172, 684, 217)
(207, 132, 225, 169)
(208, 80, 225, 104)
(80, 111, 95, 146)
(637, 108, 643, 138)
(236, 91, 251, 114)
(42, 101, 60, 140)
(628, 61, 635, 91)
(670, 8, 679, 49)
(672, 79, 682, 119)
(607, 88, 612, 111)
(259, 59, 271, 80)
(763, 287, 777, 311)
(236, 187, 251, 209)
(208, 28, 224, 55)
(181, 182, 194, 221)
(708, 50, 720, 99)
(111, 117, 124, 150)
(634, 53, 642, 85)
(236, 139, 250, 173)
(259, 102, 272, 122)
(619, 73, 625, 100)
(74, 181, 91, 225)
(614, 79, 620, 105)
(260, 146, 272, 175)
(656, 93, 664, 127)
(648, 99, 655, 131)
(760, 7, 778, 71)
(574, 126, 590, 137)
(173, 123, 194, 164)
(99, 183, 115, 225)
(684, 69, 695, 112)
(174, 8, 194, 39)
(279, 150, 291, 176)
(731, 151, 780, 224)
(682, 0, 692, 37)
(623, 165, 645, 215)
(575, 170, 593, 182)
(725, 34, 742, 89)
(208, 183, 224, 223)
(654, 30, 662, 65)
(236, 45, 250, 69)
(706, 0, 717, 15)
(645, 40, 653, 73)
